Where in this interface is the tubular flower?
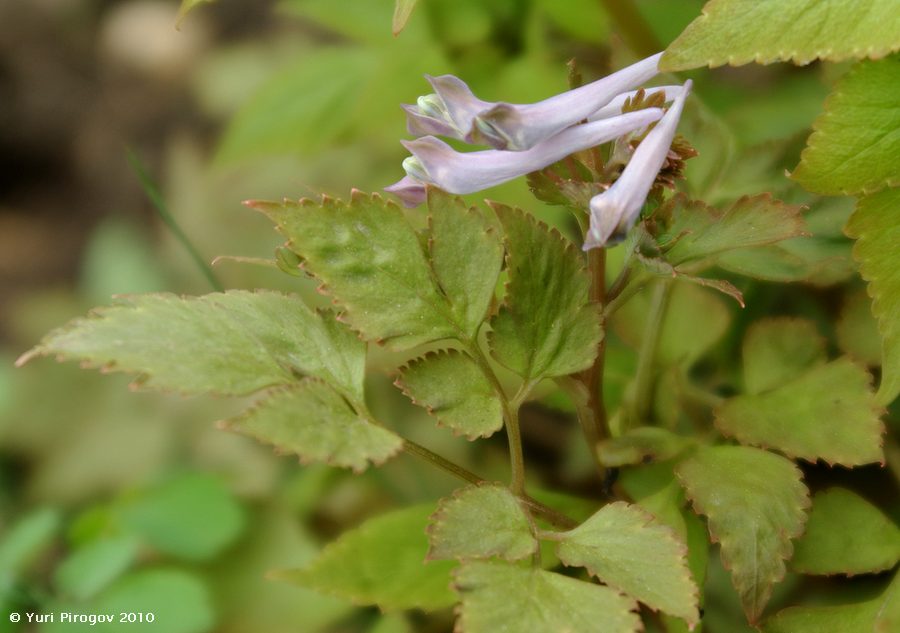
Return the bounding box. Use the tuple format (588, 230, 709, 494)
(583, 80, 693, 251)
(587, 84, 685, 121)
(402, 53, 663, 150)
(385, 109, 664, 208)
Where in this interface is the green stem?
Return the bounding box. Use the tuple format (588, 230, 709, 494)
(598, 0, 663, 57)
(632, 279, 673, 423)
(401, 439, 576, 529)
(557, 377, 607, 477)
(126, 148, 224, 292)
(602, 271, 648, 318)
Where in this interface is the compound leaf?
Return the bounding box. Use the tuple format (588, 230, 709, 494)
(845, 188, 900, 404)
(556, 501, 699, 626)
(717, 358, 884, 466)
(792, 488, 900, 576)
(793, 57, 900, 196)
(277, 504, 456, 612)
(453, 560, 640, 633)
(660, 0, 900, 70)
(427, 485, 536, 562)
(396, 349, 502, 440)
(487, 204, 601, 381)
(18, 291, 365, 398)
(225, 379, 403, 473)
(677, 446, 809, 623)
(253, 192, 461, 350)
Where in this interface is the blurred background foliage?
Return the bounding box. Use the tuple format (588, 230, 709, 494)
(0, 1, 895, 632)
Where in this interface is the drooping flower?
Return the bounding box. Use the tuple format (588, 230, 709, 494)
(402, 53, 662, 150)
(587, 85, 684, 121)
(385, 108, 664, 207)
(583, 80, 693, 251)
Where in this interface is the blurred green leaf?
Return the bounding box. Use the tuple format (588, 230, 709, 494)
(226, 380, 403, 472)
(677, 446, 809, 623)
(488, 204, 602, 381)
(21, 291, 365, 398)
(0, 508, 60, 578)
(792, 488, 900, 576)
(793, 57, 900, 195)
(392, 0, 419, 36)
(80, 220, 167, 305)
(556, 501, 699, 626)
(54, 536, 140, 601)
(453, 560, 641, 633)
(660, 0, 900, 70)
(427, 190, 504, 338)
(742, 318, 826, 395)
(837, 289, 883, 366)
(370, 614, 411, 633)
(845, 188, 900, 404)
(597, 428, 692, 468)
(120, 474, 244, 561)
(255, 192, 464, 350)
(277, 504, 457, 611)
(427, 484, 536, 562)
(396, 350, 503, 440)
(534, 0, 609, 43)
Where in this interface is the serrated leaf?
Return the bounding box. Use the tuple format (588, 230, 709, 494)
(556, 501, 699, 626)
(792, 488, 900, 576)
(656, 194, 806, 270)
(487, 204, 601, 380)
(427, 484, 536, 562)
(254, 192, 463, 350)
(677, 445, 809, 623)
(453, 560, 640, 633)
(763, 571, 900, 633)
(793, 57, 900, 195)
(845, 188, 900, 404)
(277, 504, 456, 612)
(597, 428, 692, 468)
(226, 379, 403, 473)
(426, 190, 503, 338)
(392, 0, 419, 35)
(396, 350, 502, 440)
(837, 289, 883, 366)
(717, 358, 884, 466)
(742, 318, 826, 395)
(19, 291, 365, 398)
(660, 0, 900, 70)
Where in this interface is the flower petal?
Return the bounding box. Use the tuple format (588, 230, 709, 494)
(588, 85, 685, 121)
(473, 53, 662, 150)
(402, 108, 663, 197)
(585, 80, 693, 250)
(384, 174, 428, 208)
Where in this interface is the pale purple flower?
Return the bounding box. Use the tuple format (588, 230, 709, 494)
(584, 80, 693, 251)
(385, 108, 663, 207)
(402, 53, 662, 150)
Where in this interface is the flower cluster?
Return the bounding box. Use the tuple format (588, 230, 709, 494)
(385, 53, 692, 250)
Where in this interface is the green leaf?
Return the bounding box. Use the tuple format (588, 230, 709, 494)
(277, 504, 457, 612)
(254, 192, 463, 350)
(741, 318, 826, 395)
(427, 484, 536, 562)
(119, 474, 245, 561)
(54, 536, 139, 600)
(392, 0, 419, 35)
(426, 190, 504, 338)
(837, 289, 883, 366)
(655, 194, 806, 270)
(763, 571, 900, 633)
(487, 204, 600, 380)
(677, 446, 809, 623)
(0, 508, 60, 575)
(793, 57, 900, 195)
(396, 349, 502, 440)
(225, 379, 403, 473)
(660, 0, 900, 70)
(19, 291, 366, 398)
(846, 188, 900, 404)
(597, 428, 692, 468)
(453, 560, 641, 633)
(792, 488, 900, 576)
(716, 358, 884, 466)
(556, 501, 699, 626)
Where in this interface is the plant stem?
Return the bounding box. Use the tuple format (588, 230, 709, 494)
(401, 439, 576, 529)
(632, 279, 673, 423)
(464, 341, 527, 496)
(598, 0, 663, 58)
(582, 247, 608, 441)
